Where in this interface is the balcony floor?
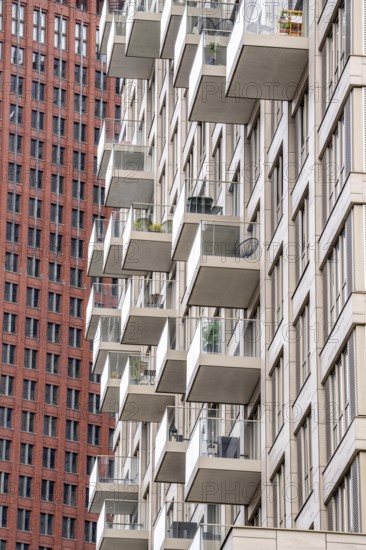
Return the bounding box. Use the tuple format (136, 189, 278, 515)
(226, 34, 309, 101)
(126, 15, 161, 58)
(120, 386, 174, 422)
(155, 441, 188, 484)
(186, 356, 260, 404)
(160, 6, 184, 59)
(105, 169, 154, 209)
(185, 457, 261, 505)
(156, 351, 187, 394)
(88, 244, 104, 277)
(98, 529, 149, 550)
(174, 36, 200, 88)
(121, 309, 176, 346)
(86, 309, 120, 340)
(100, 380, 120, 414)
(89, 482, 138, 514)
(160, 538, 192, 550)
(123, 232, 173, 273)
(108, 36, 155, 79)
(186, 258, 260, 308)
(103, 240, 145, 278)
(189, 66, 255, 124)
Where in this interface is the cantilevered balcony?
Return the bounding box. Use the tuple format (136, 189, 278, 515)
(122, 203, 173, 273)
(103, 211, 145, 278)
(185, 416, 261, 504)
(154, 406, 190, 483)
(226, 0, 309, 101)
(105, 146, 154, 209)
(99, 0, 125, 55)
(100, 352, 129, 413)
(119, 355, 174, 422)
(106, 16, 154, 78)
(185, 220, 260, 308)
(160, 0, 185, 59)
(186, 318, 260, 404)
(188, 30, 255, 124)
(189, 524, 228, 550)
(120, 277, 176, 346)
(174, 1, 238, 88)
(156, 318, 189, 394)
(89, 456, 138, 514)
(96, 500, 148, 550)
(92, 317, 140, 375)
(86, 283, 122, 340)
(172, 179, 237, 261)
(125, 0, 163, 59)
(88, 219, 108, 277)
(154, 502, 197, 550)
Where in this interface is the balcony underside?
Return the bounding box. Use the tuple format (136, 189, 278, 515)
(104, 241, 145, 278)
(174, 38, 200, 88)
(123, 233, 172, 273)
(154, 441, 188, 484)
(159, 538, 192, 550)
(126, 15, 161, 58)
(98, 145, 112, 180)
(160, 7, 184, 59)
(187, 260, 260, 308)
(120, 386, 174, 422)
(86, 310, 120, 340)
(100, 379, 120, 414)
(185, 457, 261, 505)
(99, 16, 112, 55)
(93, 344, 141, 375)
(173, 214, 239, 262)
(186, 356, 260, 404)
(105, 170, 154, 209)
(121, 309, 176, 346)
(107, 37, 154, 79)
(189, 68, 255, 124)
(89, 482, 139, 514)
(156, 351, 187, 394)
(226, 35, 309, 101)
(97, 529, 149, 550)
(88, 244, 104, 277)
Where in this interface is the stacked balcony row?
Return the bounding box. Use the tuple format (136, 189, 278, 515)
(100, 0, 309, 123)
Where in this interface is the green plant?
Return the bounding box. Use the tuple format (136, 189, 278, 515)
(208, 41, 221, 54)
(133, 221, 142, 230)
(130, 357, 142, 381)
(201, 319, 221, 348)
(148, 223, 163, 232)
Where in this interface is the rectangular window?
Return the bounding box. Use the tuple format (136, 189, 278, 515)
(0, 440, 11, 462)
(68, 359, 80, 379)
(29, 198, 42, 219)
(64, 452, 78, 474)
(12, 3, 25, 36)
(271, 355, 284, 440)
(271, 154, 283, 233)
(5, 252, 18, 273)
(25, 318, 39, 339)
(75, 22, 87, 55)
(46, 353, 59, 375)
(70, 297, 82, 318)
(40, 513, 53, 536)
(22, 380, 36, 401)
(84, 521, 96, 543)
(54, 16, 67, 50)
(295, 303, 310, 392)
(41, 480, 54, 502)
(21, 411, 35, 433)
(66, 420, 79, 442)
(64, 484, 77, 506)
(54, 58, 67, 79)
(3, 312, 17, 334)
(297, 414, 313, 507)
(7, 192, 20, 212)
(271, 253, 283, 335)
(0, 507, 7, 528)
(11, 45, 24, 65)
(32, 52, 45, 72)
(62, 517, 75, 539)
(51, 174, 64, 194)
(66, 389, 80, 410)
(31, 82, 45, 101)
(6, 222, 19, 243)
(30, 168, 43, 188)
(70, 268, 83, 288)
(9, 133, 22, 153)
(24, 349, 37, 370)
(17, 509, 31, 532)
(69, 328, 82, 348)
(87, 424, 100, 446)
(26, 287, 40, 308)
(27, 257, 40, 278)
(10, 74, 24, 95)
(47, 323, 61, 344)
(28, 227, 41, 249)
(273, 462, 286, 528)
(18, 476, 32, 499)
(44, 416, 57, 438)
(2, 344, 15, 365)
(20, 444, 33, 465)
(48, 262, 62, 283)
(0, 376, 13, 397)
(42, 448, 56, 469)
(8, 161, 22, 182)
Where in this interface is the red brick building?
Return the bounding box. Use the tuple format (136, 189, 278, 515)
(0, 1, 117, 547)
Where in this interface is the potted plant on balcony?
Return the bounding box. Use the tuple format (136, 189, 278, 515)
(201, 319, 221, 353)
(207, 41, 221, 65)
(129, 357, 141, 384)
(148, 223, 163, 232)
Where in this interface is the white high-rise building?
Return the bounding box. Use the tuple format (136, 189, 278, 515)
(87, 1, 366, 548)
